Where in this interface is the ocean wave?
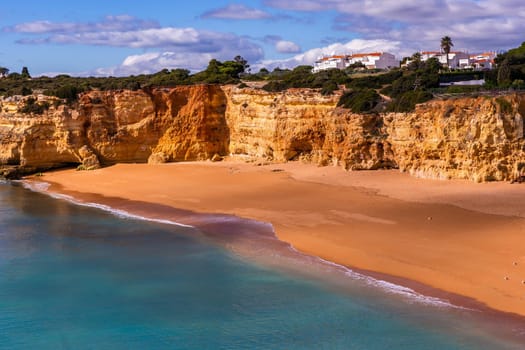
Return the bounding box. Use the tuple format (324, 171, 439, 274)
(19, 180, 50, 192)
(287, 246, 467, 310)
(20, 180, 193, 229)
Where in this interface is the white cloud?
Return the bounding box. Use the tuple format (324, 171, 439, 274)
(201, 4, 272, 19)
(96, 38, 401, 76)
(9, 14, 267, 66)
(264, 0, 525, 52)
(6, 15, 159, 34)
(17, 27, 215, 48)
(93, 52, 215, 76)
(257, 38, 402, 70)
(6, 14, 269, 76)
(91, 41, 264, 77)
(263, 0, 329, 11)
(275, 40, 301, 53)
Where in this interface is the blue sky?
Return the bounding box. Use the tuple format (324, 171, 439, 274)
(1, 0, 524, 76)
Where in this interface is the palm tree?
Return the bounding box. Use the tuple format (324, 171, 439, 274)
(440, 36, 454, 69)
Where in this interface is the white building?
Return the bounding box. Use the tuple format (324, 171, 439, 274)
(420, 51, 471, 69)
(312, 55, 347, 72)
(469, 52, 496, 70)
(348, 52, 399, 70)
(312, 52, 399, 73)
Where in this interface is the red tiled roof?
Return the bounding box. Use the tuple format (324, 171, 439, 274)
(320, 55, 347, 61)
(352, 52, 382, 58)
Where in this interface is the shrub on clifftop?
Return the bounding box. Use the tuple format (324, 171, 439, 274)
(261, 66, 349, 93)
(337, 89, 381, 113)
(19, 97, 50, 115)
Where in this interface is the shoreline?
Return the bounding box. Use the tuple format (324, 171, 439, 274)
(22, 161, 525, 333)
(21, 180, 525, 344)
(22, 179, 481, 309)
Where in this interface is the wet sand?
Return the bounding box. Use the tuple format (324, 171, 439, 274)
(31, 161, 525, 319)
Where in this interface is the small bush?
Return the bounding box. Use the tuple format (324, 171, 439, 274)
(262, 80, 287, 92)
(321, 81, 338, 95)
(496, 97, 513, 114)
(386, 90, 433, 112)
(19, 97, 50, 115)
(337, 89, 381, 113)
(446, 85, 482, 94)
(21, 86, 32, 96)
(48, 84, 83, 103)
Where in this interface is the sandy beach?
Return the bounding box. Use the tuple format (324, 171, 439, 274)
(31, 161, 525, 318)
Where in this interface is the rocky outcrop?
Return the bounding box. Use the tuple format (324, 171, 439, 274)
(387, 95, 525, 181)
(1, 85, 525, 182)
(0, 85, 229, 175)
(322, 109, 396, 170)
(224, 86, 338, 161)
(224, 87, 525, 181)
(224, 86, 394, 170)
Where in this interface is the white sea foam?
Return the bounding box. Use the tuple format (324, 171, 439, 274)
(287, 245, 468, 310)
(20, 180, 193, 228)
(20, 179, 466, 311)
(21, 181, 50, 192)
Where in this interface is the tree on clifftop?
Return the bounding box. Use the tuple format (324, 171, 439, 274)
(234, 55, 250, 74)
(21, 66, 31, 79)
(440, 36, 454, 69)
(0, 67, 9, 78)
(190, 58, 246, 84)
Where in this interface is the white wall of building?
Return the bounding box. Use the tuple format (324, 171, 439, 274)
(421, 51, 472, 69)
(312, 56, 347, 73)
(313, 52, 399, 72)
(374, 52, 399, 69)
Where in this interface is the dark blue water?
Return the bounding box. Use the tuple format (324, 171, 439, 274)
(0, 181, 522, 349)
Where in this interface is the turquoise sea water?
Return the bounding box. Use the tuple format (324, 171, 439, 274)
(0, 181, 523, 349)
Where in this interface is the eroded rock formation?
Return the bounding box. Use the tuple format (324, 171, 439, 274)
(1, 85, 524, 181)
(0, 85, 229, 176)
(387, 95, 525, 181)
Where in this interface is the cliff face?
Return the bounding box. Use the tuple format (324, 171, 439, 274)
(387, 96, 525, 181)
(223, 86, 393, 170)
(0, 85, 229, 175)
(224, 87, 336, 161)
(1, 85, 524, 181)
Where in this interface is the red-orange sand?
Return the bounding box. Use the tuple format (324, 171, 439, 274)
(33, 161, 525, 317)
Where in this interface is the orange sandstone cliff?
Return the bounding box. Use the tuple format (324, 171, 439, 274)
(1, 85, 524, 181)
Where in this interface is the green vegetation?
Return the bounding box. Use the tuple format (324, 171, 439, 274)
(0, 56, 438, 113)
(0, 56, 251, 100)
(345, 70, 402, 90)
(6, 40, 525, 115)
(337, 89, 381, 112)
(439, 71, 485, 83)
(496, 97, 513, 114)
(487, 41, 525, 88)
(19, 97, 50, 115)
(444, 85, 483, 94)
(49, 84, 83, 103)
(440, 36, 454, 68)
(21, 67, 31, 79)
(385, 90, 434, 112)
(261, 65, 351, 92)
(378, 57, 440, 112)
(255, 57, 439, 113)
(190, 57, 247, 84)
